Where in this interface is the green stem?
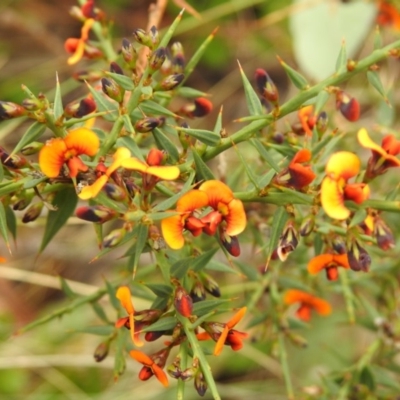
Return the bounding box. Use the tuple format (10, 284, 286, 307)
(177, 314, 221, 400)
(96, 116, 125, 160)
(203, 38, 400, 161)
(339, 269, 355, 324)
(278, 333, 295, 400)
(246, 273, 270, 312)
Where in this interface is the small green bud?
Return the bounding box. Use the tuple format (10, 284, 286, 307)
(101, 77, 125, 104)
(149, 47, 166, 71)
(103, 228, 126, 248)
(21, 142, 44, 156)
(22, 202, 44, 223)
(0, 101, 26, 120)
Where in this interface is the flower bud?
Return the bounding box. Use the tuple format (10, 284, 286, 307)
(201, 273, 220, 298)
(132, 28, 152, 47)
(94, 340, 110, 362)
(336, 90, 360, 121)
(64, 97, 96, 118)
(332, 236, 346, 254)
(174, 286, 193, 317)
(101, 77, 124, 103)
(194, 370, 207, 397)
(73, 70, 104, 82)
(104, 183, 127, 201)
(12, 192, 33, 211)
(0, 149, 29, 169)
(277, 221, 299, 261)
(171, 42, 185, 73)
(22, 97, 42, 111)
(149, 47, 167, 71)
(138, 366, 153, 381)
(22, 202, 44, 223)
(0, 101, 26, 120)
(149, 26, 160, 48)
(75, 205, 117, 223)
(190, 280, 206, 303)
(181, 367, 196, 381)
(255, 68, 279, 103)
(316, 111, 328, 134)
(374, 218, 395, 251)
(347, 239, 371, 272)
(167, 363, 181, 379)
(299, 216, 315, 237)
(220, 230, 241, 257)
(121, 38, 137, 67)
(146, 148, 164, 166)
(21, 141, 44, 155)
(110, 61, 124, 75)
(159, 73, 184, 91)
(144, 330, 166, 342)
(103, 228, 126, 248)
(135, 117, 165, 133)
(180, 97, 213, 118)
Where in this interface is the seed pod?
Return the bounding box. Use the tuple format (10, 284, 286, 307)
(0, 101, 26, 120)
(174, 286, 193, 317)
(75, 205, 117, 223)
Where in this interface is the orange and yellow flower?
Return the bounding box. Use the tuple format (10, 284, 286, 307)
(321, 151, 370, 220)
(161, 180, 246, 249)
(115, 286, 143, 347)
(298, 105, 316, 137)
(39, 127, 99, 178)
(308, 253, 350, 281)
(284, 289, 331, 322)
(377, 1, 400, 30)
(129, 350, 169, 387)
(357, 128, 400, 179)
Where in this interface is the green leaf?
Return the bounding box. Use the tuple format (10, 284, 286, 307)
(175, 127, 220, 146)
(145, 283, 173, 298)
(250, 139, 280, 172)
(91, 302, 110, 323)
(105, 71, 135, 90)
(367, 70, 387, 101)
(349, 208, 367, 228)
(234, 143, 259, 190)
(335, 41, 347, 75)
(152, 128, 179, 162)
(142, 316, 177, 332)
(159, 9, 184, 48)
(359, 366, 375, 392)
(5, 206, 17, 241)
(131, 223, 148, 278)
(176, 87, 208, 98)
(116, 136, 144, 161)
(140, 100, 178, 118)
(114, 329, 126, 380)
(59, 277, 76, 299)
(172, 248, 218, 278)
(206, 260, 239, 274)
(53, 73, 63, 120)
(86, 83, 118, 121)
(192, 150, 215, 181)
(121, 113, 135, 134)
(265, 207, 289, 266)
(73, 325, 115, 336)
(11, 122, 46, 157)
(0, 202, 10, 250)
(145, 210, 180, 222)
(370, 365, 400, 391)
(234, 260, 259, 281)
(278, 56, 309, 90)
(105, 279, 120, 311)
(314, 89, 330, 115)
(238, 60, 263, 116)
(192, 299, 232, 317)
(374, 26, 382, 50)
(39, 187, 78, 253)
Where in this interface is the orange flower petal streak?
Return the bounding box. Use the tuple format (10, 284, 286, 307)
(325, 151, 360, 180)
(129, 350, 153, 365)
(284, 289, 331, 316)
(161, 215, 185, 249)
(152, 364, 169, 387)
(39, 138, 68, 178)
(291, 148, 312, 164)
(199, 180, 233, 208)
(321, 177, 349, 220)
(64, 128, 100, 157)
(225, 199, 247, 236)
(67, 18, 95, 65)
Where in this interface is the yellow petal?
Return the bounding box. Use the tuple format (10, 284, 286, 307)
(325, 151, 360, 180)
(64, 128, 99, 156)
(321, 177, 349, 220)
(199, 180, 233, 209)
(161, 215, 185, 249)
(39, 138, 67, 178)
(120, 157, 148, 173)
(116, 286, 134, 315)
(225, 199, 247, 236)
(146, 165, 180, 180)
(78, 175, 108, 200)
(357, 128, 384, 155)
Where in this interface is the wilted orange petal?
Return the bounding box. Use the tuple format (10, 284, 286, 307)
(39, 138, 67, 178)
(115, 316, 129, 328)
(288, 163, 316, 189)
(321, 177, 349, 220)
(64, 128, 99, 156)
(176, 190, 209, 212)
(116, 286, 134, 315)
(199, 180, 234, 209)
(225, 199, 247, 236)
(196, 332, 212, 341)
(78, 175, 108, 200)
(152, 364, 169, 387)
(81, 18, 95, 41)
(129, 350, 153, 366)
(325, 151, 360, 180)
(332, 253, 350, 269)
(291, 149, 312, 165)
(357, 128, 384, 154)
(227, 307, 247, 329)
(309, 297, 332, 316)
(146, 165, 180, 180)
(161, 215, 185, 249)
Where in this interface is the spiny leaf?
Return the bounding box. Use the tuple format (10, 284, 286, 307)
(192, 149, 215, 181)
(367, 70, 388, 102)
(11, 121, 46, 157)
(277, 56, 309, 90)
(238, 60, 263, 116)
(152, 128, 180, 162)
(105, 71, 135, 90)
(53, 72, 64, 120)
(265, 207, 289, 268)
(0, 202, 11, 251)
(174, 126, 220, 146)
(335, 41, 347, 75)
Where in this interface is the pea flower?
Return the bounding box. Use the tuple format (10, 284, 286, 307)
(377, 1, 400, 30)
(357, 128, 400, 179)
(129, 350, 169, 387)
(297, 105, 316, 137)
(115, 286, 143, 347)
(308, 253, 350, 281)
(321, 151, 370, 220)
(39, 127, 99, 178)
(284, 289, 331, 322)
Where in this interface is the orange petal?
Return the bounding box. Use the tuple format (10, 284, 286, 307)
(78, 175, 108, 200)
(116, 286, 134, 315)
(309, 297, 332, 316)
(129, 350, 153, 366)
(225, 199, 247, 236)
(81, 18, 95, 41)
(152, 364, 169, 387)
(199, 180, 233, 209)
(176, 190, 209, 212)
(227, 307, 247, 329)
(284, 289, 331, 316)
(307, 254, 334, 274)
(321, 177, 349, 220)
(64, 128, 99, 156)
(39, 138, 67, 178)
(291, 149, 312, 165)
(120, 157, 148, 173)
(67, 156, 89, 178)
(344, 183, 370, 204)
(146, 165, 180, 181)
(325, 151, 360, 180)
(332, 253, 350, 269)
(196, 332, 212, 341)
(67, 40, 85, 65)
(288, 164, 316, 189)
(115, 316, 129, 328)
(161, 215, 185, 249)
(0, 257, 6, 263)
(214, 327, 229, 356)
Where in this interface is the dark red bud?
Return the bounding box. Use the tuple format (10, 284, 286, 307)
(347, 240, 371, 272)
(135, 117, 165, 133)
(255, 68, 279, 103)
(22, 202, 44, 223)
(138, 366, 153, 381)
(146, 148, 164, 166)
(93, 340, 110, 362)
(194, 370, 208, 397)
(104, 183, 127, 201)
(0, 101, 26, 120)
(336, 90, 360, 121)
(110, 61, 124, 75)
(64, 97, 96, 118)
(190, 280, 206, 303)
(75, 205, 116, 223)
(174, 286, 193, 317)
(220, 231, 241, 257)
